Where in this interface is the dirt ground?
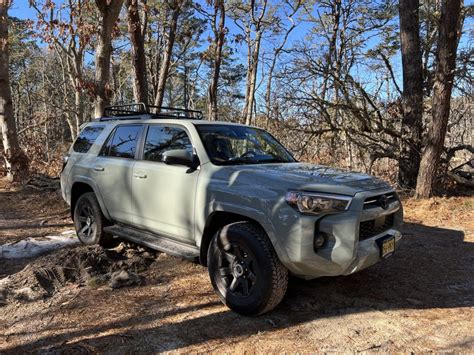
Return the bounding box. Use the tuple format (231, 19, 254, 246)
(0, 183, 473, 353)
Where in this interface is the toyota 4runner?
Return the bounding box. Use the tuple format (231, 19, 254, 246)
(60, 104, 403, 315)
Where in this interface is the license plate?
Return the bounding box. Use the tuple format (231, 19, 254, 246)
(377, 235, 395, 258)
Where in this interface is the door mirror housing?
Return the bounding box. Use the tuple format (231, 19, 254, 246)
(162, 149, 198, 168)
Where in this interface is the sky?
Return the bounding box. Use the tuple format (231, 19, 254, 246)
(10, 0, 35, 20)
(8, 0, 474, 100)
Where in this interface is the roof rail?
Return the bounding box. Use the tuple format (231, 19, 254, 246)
(102, 103, 204, 121)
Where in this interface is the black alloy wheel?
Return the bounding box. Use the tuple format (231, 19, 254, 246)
(217, 242, 258, 298)
(73, 192, 114, 246)
(208, 221, 288, 316)
(76, 201, 97, 242)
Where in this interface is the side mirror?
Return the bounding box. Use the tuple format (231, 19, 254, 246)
(162, 149, 198, 169)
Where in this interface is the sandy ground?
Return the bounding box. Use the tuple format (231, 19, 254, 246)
(0, 185, 473, 353)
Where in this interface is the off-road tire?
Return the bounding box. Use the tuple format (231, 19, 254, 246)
(207, 221, 288, 316)
(73, 192, 115, 247)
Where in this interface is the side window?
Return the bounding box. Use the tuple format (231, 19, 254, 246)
(143, 125, 193, 162)
(73, 126, 104, 153)
(100, 125, 143, 159)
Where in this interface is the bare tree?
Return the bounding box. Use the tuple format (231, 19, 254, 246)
(264, 1, 301, 124)
(415, 0, 463, 198)
(274, 0, 399, 168)
(398, 0, 424, 189)
(94, 0, 124, 118)
(230, 0, 270, 125)
(153, 0, 182, 108)
(127, 0, 148, 104)
(205, 0, 226, 121)
(0, 0, 27, 181)
(30, 0, 92, 140)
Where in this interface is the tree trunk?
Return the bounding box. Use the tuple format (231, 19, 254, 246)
(94, 0, 124, 118)
(70, 52, 84, 137)
(58, 55, 78, 141)
(241, 31, 252, 123)
(207, 0, 225, 121)
(415, 0, 462, 198)
(245, 30, 261, 126)
(0, 0, 27, 181)
(319, 0, 341, 107)
(398, 0, 424, 189)
(74, 76, 83, 134)
(154, 4, 180, 109)
(265, 21, 296, 126)
(127, 0, 148, 105)
(264, 56, 275, 127)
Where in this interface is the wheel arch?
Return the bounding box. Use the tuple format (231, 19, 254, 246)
(199, 211, 266, 266)
(70, 179, 111, 221)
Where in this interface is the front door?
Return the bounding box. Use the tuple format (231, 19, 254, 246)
(132, 124, 199, 244)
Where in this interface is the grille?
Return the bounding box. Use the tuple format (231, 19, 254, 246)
(359, 213, 395, 241)
(363, 192, 397, 210)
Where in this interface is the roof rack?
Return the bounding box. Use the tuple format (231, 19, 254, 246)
(101, 103, 204, 121)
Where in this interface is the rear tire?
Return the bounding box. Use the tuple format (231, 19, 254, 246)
(207, 221, 288, 316)
(73, 192, 116, 247)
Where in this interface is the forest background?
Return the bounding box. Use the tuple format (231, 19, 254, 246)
(0, 0, 472, 198)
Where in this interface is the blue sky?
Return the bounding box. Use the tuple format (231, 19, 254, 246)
(10, 0, 35, 20)
(9, 0, 473, 100)
(10, 0, 474, 52)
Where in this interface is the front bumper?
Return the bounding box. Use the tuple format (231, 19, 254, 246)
(273, 189, 403, 279)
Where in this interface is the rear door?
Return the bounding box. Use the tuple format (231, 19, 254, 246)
(92, 124, 144, 224)
(132, 124, 199, 244)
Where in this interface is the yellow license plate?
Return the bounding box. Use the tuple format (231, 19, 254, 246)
(380, 237, 395, 258)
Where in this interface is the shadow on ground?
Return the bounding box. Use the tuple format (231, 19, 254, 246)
(3, 222, 473, 353)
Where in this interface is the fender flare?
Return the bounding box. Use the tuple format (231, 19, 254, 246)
(202, 201, 291, 266)
(71, 176, 112, 221)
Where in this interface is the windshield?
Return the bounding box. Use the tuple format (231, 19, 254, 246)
(195, 124, 296, 165)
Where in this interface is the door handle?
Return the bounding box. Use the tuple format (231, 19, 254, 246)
(93, 166, 104, 172)
(133, 173, 147, 179)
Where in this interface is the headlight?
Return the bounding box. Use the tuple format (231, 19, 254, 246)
(285, 191, 352, 215)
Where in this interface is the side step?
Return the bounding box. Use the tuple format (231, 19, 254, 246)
(104, 225, 200, 262)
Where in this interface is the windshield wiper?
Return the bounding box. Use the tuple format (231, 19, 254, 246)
(218, 157, 291, 165)
(217, 156, 292, 166)
(218, 157, 257, 165)
(255, 158, 290, 164)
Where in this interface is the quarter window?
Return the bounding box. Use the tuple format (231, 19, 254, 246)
(101, 125, 143, 159)
(143, 125, 193, 162)
(73, 125, 104, 153)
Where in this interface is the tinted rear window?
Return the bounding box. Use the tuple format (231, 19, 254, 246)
(100, 125, 143, 159)
(73, 126, 104, 153)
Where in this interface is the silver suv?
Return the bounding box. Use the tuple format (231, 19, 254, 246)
(60, 104, 403, 315)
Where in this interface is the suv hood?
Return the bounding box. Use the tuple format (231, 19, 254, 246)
(223, 162, 391, 196)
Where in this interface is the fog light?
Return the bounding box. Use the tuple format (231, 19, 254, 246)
(314, 232, 327, 249)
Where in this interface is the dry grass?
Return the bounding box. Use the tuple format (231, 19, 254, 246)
(403, 196, 474, 237)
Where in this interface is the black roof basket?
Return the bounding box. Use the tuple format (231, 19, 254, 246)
(102, 103, 204, 121)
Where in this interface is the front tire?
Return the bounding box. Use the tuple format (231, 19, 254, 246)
(73, 192, 114, 247)
(207, 222, 288, 316)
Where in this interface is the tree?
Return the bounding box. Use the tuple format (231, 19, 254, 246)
(398, 0, 423, 189)
(0, 0, 27, 181)
(415, 0, 463, 198)
(171, 9, 206, 109)
(30, 0, 95, 140)
(202, 0, 226, 121)
(94, 0, 124, 118)
(230, 0, 271, 125)
(126, 0, 148, 104)
(275, 0, 399, 167)
(263, 0, 301, 125)
(153, 0, 183, 108)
